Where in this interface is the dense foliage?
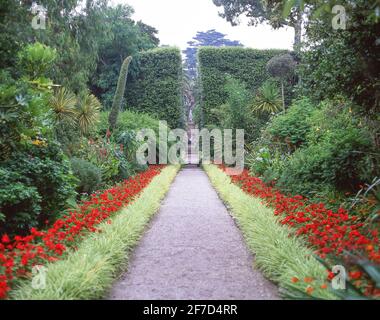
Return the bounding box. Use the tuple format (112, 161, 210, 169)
(1, 38, 168, 236)
(211, 77, 266, 143)
(125, 48, 184, 128)
(89, 4, 159, 108)
(1, 0, 111, 93)
(197, 47, 288, 125)
(208, 2, 380, 299)
(0, 43, 77, 235)
(249, 97, 377, 197)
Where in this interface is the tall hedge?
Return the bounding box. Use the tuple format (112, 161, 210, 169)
(125, 48, 184, 128)
(197, 47, 288, 125)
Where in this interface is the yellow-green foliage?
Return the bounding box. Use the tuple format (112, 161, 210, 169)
(203, 164, 337, 300)
(11, 165, 180, 300)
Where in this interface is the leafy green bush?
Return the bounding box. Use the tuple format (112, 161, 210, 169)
(297, 0, 379, 113)
(70, 158, 102, 195)
(0, 168, 41, 234)
(0, 77, 53, 161)
(277, 100, 372, 196)
(246, 145, 288, 184)
(0, 44, 78, 235)
(197, 47, 289, 125)
(266, 53, 296, 110)
(247, 147, 272, 176)
(266, 97, 315, 152)
(77, 138, 121, 184)
(0, 142, 77, 235)
(98, 110, 171, 166)
(17, 42, 57, 79)
(98, 110, 165, 137)
(211, 77, 262, 140)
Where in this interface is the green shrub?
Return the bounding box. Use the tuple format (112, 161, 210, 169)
(0, 142, 77, 235)
(277, 101, 372, 196)
(267, 97, 315, 152)
(211, 77, 263, 141)
(0, 168, 41, 234)
(98, 110, 165, 138)
(17, 42, 56, 79)
(266, 53, 296, 110)
(70, 158, 102, 195)
(246, 146, 288, 184)
(197, 47, 289, 125)
(0, 45, 78, 235)
(0, 77, 53, 161)
(98, 110, 171, 166)
(77, 138, 121, 184)
(125, 48, 184, 128)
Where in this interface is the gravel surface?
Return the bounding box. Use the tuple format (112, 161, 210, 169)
(108, 167, 279, 300)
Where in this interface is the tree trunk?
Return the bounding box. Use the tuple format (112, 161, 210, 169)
(293, 9, 302, 51)
(281, 80, 285, 112)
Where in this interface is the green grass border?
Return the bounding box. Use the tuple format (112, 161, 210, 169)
(203, 164, 337, 300)
(10, 165, 180, 300)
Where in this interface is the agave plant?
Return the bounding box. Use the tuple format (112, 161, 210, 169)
(76, 92, 101, 136)
(252, 81, 283, 114)
(50, 87, 77, 128)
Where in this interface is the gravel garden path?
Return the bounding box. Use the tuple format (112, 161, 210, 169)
(108, 166, 279, 300)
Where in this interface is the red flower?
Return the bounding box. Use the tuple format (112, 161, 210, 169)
(349, 271, 363, 280)
(0, 165, 164, 299)
(291, 277, 299, 283)
(1, 235, 10, 244)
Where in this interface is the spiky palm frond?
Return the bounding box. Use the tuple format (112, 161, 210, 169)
(50, 87, 77, 127)
(76, 93, 101, 136)
(252, 81, 282, 114)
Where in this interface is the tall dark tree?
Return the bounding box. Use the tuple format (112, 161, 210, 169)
(183, 29, 243, 79)
(137, 21, 160, 46)
(89, 4, 159, 108)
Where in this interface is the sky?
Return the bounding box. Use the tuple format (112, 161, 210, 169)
(111, 0, 294, 50)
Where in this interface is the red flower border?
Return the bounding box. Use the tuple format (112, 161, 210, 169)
(222, 166, 380, 262)
(0, 165, 163, 299)
(220, 165, 380, 297)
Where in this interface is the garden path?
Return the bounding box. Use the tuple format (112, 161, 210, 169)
(108, 166, 279, 300)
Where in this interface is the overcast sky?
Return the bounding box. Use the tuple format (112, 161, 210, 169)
(111, 0, 294, 50)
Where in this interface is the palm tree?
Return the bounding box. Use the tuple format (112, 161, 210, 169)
(76, 92, 101, 136)
(50, 87, 77, 128)
(252, 81, 282, 114)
